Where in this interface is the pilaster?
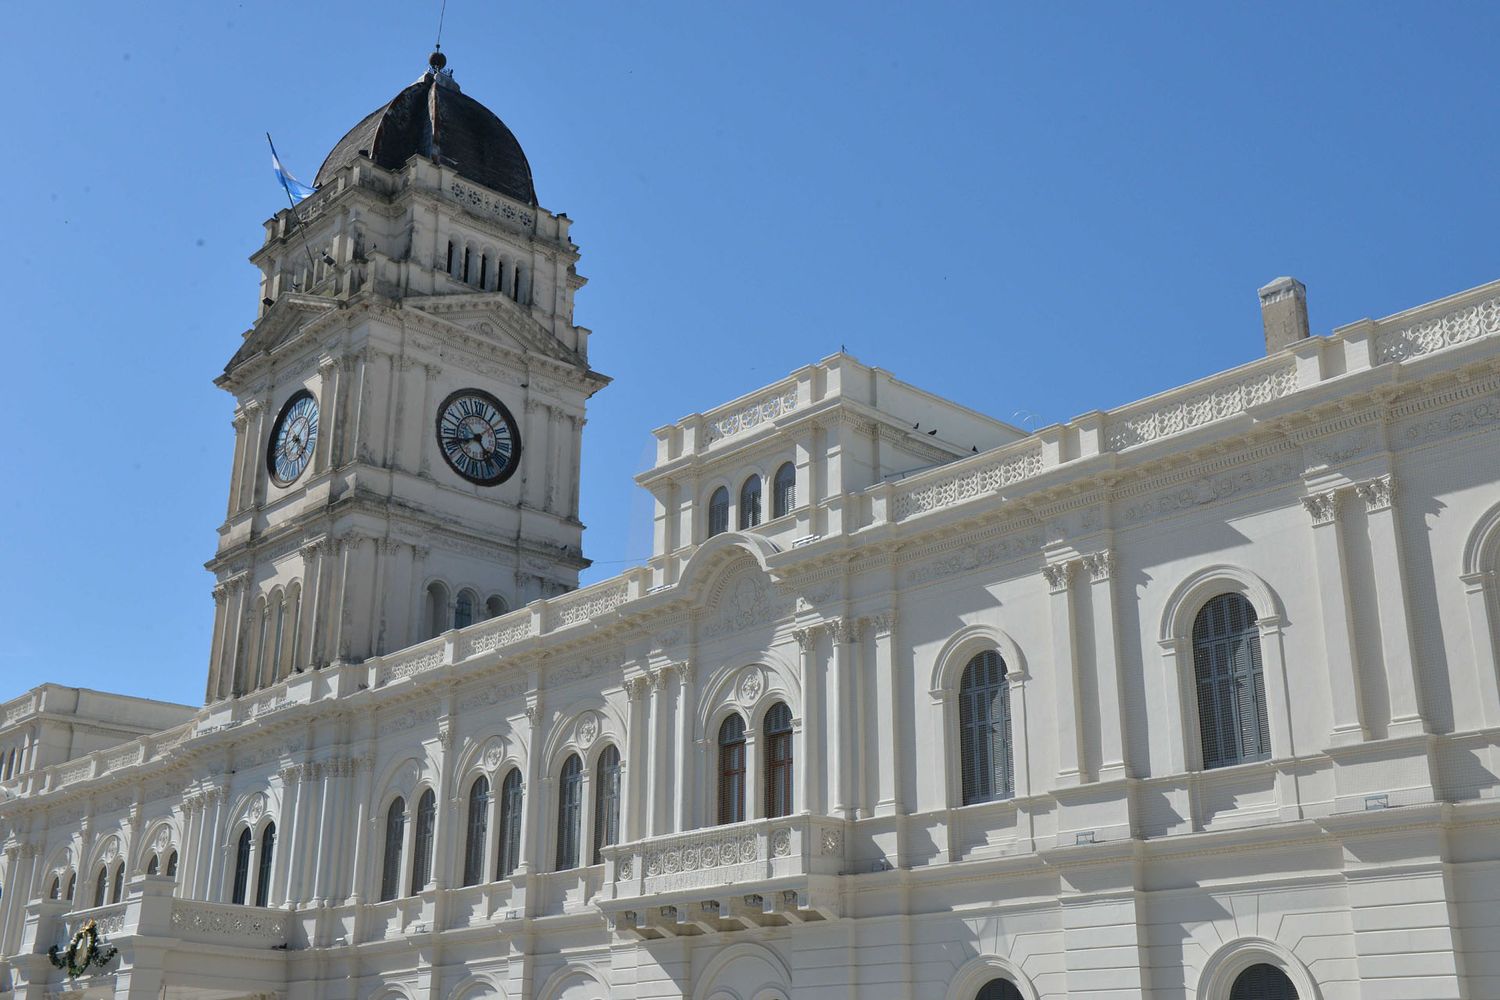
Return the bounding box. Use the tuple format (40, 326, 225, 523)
(1043, 558, 1084, 786)
(1355, 474, 1428, 737)
(1301, 487, 1368, 746)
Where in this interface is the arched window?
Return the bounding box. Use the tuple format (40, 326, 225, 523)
(146, 855, 159, 876)
(94, 866, 108, 908)
(739, 475, 763, 529)
(165, 851, 178, 879)
(959, 650, 1014, 805)
(479, 254, 489, 289)
(271, 597, 286, 683)
(485, 594, 507, 619)
(462, 775, 490, 887)
(425, 582, 450, 640)
(2, 748, 13, 779)
(65, 872, 76, 901)
(496, 768, 523, 880)
(446, 240, 455, 275)
(592, 746, 622, 866)
(763, 702, 794, 818)
(111, 861, 125, 904)
(773, 462, 796, 519)
(976, 979, 1024, 1000)
(411, 789, 437, 894)
(555, 754, 583, 871)
(718, 714, 747, 825)
(254, 597, 271, 690)
(48, 876, 61, 899)
(380, 797, 405, 902)
(1230, 964, 1298, 1000)
(255, 823, 276, 906)
(454, 591, 476, 630)
(1193, 593, 1271, 769)
(231, 828, 253, 905)
(707, 487, 730, 538)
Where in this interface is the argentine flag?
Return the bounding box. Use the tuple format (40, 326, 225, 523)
(268, 134, 315, 203)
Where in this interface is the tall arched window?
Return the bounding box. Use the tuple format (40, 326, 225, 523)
(497, 767, 524, 879)
(485, 594, 508, 619)
(111, 861, 125, 904)
(763, 702, 794, 818)
(593, 746, 622, 866)
(718, 714, 747, 825)
(454, 591, 476, 630)
(708, 487, 730, 538)
(66, 872, 76, 901)
(48, 876, 61, 899)
(976, 979, 1024, 1000)
(93, 866, 108, 908)
(959, 650, 1014, 805)
(411, 789, 437, 894)
(425, 582, 450, 640)
(739, 475, 763, 529)
(773, 461, 796, 519)
(231, 828, 253, 905)
(462, 775, 490, 887)
(165, 851, 178, 879)
(555, 754, 583, 871)
(146, 855, 159, 876)
(271, 597, 286, 683)
(255, 823, 276, 907)
(1193, 593, 1271, 769)
(380, 797, 405, 902)
(1230, 964, 1298, 1000)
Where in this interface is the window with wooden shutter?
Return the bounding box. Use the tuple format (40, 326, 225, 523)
(593, 746, 622, 865)
(497, 768, 523, 879)
(411, 789, 437, 894)
(231, 828, 253, 905)
(380, 797, 405, 902)
(739, 475, 763, 529)
(763, 702, 794, 818)
(1229, 963, 1299, 1000)
(708, 487, 730, 537)
(556, 754, 583, 870)
(718, 714, 747, 824)
(773, 462, 796, 519)
(463, 776, 490, 886)
(975, 978, 1024, 1000)
(255, 823, 275, 907)
(1192, 593, 1271, 769)
(959, 651, 1014, 805)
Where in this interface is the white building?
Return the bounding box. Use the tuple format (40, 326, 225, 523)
(4, 51, 1500, 1000)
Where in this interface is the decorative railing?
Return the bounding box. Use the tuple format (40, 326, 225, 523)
(892, 443, 1044, 522)
(169, 899, 287, 947)
(1374, 291, 1500, 364)
(703, 382, 800, 445)
(457, 608, 532, 660)
(374, 635, 448, 687)
(66, 903, 127, 938)
(1103, 361, 1298, 452)
(550, 578, 632, 628)
(2, 692, 37, 726)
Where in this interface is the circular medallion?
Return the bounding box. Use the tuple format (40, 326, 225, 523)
(266, 390, 320, 486)
(435, 388, 522, 485)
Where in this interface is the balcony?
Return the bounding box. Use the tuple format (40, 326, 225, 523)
(597, 814, 844, 937)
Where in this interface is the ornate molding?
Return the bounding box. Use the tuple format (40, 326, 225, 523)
(1376, 293, 1500, 363)
(1082, 550, 1115, 583)
(703, 386, 799, 444)
(1301, 489, 1343, 525)
(1041, 560, 1076, 593)
(1355, 474, 1396, 512)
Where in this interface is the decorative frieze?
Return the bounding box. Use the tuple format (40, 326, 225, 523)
(1375, 292, 1500, 363)
(703, 387, 799, 444)
(906, 531, 1042, 585)
(1105, 364, 1297, 451)
(892, 446, 1044, 521)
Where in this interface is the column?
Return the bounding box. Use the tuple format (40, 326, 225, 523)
(297, 540, 325, 669)
(204, 784, 230, 900)
(1356, 475, 1428, 737)
(244, 397, 271, 509)
(225, 411, 249, 517)
(272, 765, 301, 906)
(314, 356, 338, 474)
(673, 661, 695, 832)
(1461, 570, 1500, 727)
(623, 677, 649, 841)
(793, 626, 824, 815)
(1044, 559, 1084, 786)
(205, 584, 229, 703)
(646, 667, 671, 836)
(429, 721, 455, 889)
(566, 413, 584, 522)
(345, 754, 375, 903)
(868, 611, 905, 815)
(178, 795, 201, 899)
(1083, 551, 1129, 781)
(290, 760, 318, 904)
(830, 619, 854, 820)
(219, 577, 248, 699)
(517, 694, 544, 877)
(311, 764, 338, 903)
(522, 400, 548, 511)
(1302, 488, 1368, 745)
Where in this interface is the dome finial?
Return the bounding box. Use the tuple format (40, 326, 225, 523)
(429, 45, 447, 72)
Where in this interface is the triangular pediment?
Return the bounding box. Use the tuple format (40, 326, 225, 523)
(223, 295, 339, 376)
(405, 292, 583, 369)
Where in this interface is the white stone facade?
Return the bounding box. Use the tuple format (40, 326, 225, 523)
(6, 65, 1500, 1000)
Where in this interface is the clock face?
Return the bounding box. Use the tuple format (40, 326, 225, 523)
(267, 390, 319, 487)
(436, 389, 522, 486)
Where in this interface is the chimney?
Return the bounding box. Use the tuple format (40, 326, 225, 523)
(1258, 276, 1309, 354)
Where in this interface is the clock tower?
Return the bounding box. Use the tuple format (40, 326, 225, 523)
(203, 52, 608, 704)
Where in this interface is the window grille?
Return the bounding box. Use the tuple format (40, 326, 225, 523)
(718, 714, 747, 825)
(763, 702, 794, 818)
(739, 475, 763, 529)
(593, 746, 622, 865)
(255, 823, 276, 907)
(959, 650, 1014, 805)
(556, 755, 584, 870)
(976, 979, 1024, 1000)
(380, 797, 405, 902)
(708, 487, 730, 537)
(1192, 593, 1271, 769)
(463, 776, 490, 886)
(231, 829, 253, 905)
(411, 789, 437, 894)
(1230, 963, 1299, 1000)
(773, 462, 796, 519)
(497, 768, 523, 879)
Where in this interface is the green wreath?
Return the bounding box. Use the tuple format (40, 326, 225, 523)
(48, 919, 118, 978)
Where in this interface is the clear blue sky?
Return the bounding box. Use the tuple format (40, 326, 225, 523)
(2, 2, 1496, 706)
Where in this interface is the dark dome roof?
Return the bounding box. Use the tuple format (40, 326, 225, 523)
(315, 67, 537, 205)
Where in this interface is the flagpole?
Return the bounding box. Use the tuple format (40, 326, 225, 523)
(266, 132, 320, 288)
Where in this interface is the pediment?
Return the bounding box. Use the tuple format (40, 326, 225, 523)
(406, 293, 583, 369)
(699, 556, 794, 641)
(223, 295, 338, 376)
